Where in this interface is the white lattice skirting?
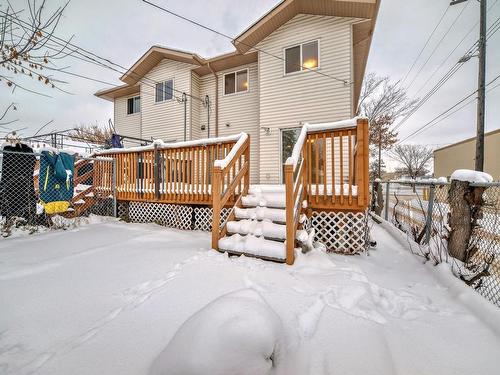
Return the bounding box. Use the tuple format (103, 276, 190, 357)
(311, 211, 368, 254)
(125, 202, 230, 232)
(129, 202, 193, 230)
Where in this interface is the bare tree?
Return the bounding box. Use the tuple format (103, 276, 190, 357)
(357, 73, 419, 178)
(390, 144, 433, 179)
(0, 0, 70, 137)
(0, 0, 70, 94)
(70, 122, 113, 145)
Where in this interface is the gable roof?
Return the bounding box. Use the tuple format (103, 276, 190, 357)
(120, 46, 205, 85)
(96, 0, 380, 107)
(233, 0, 379, 53)
(232, 0, 380, 109)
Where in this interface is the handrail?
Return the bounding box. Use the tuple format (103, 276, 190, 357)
(99, 133, 243, 204)
(284, 118, 369, 264)
(212, 133, 250, 251)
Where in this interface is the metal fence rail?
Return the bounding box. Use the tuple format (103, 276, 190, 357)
(0, 149, 116, 236)
(374, 180, 500, 308)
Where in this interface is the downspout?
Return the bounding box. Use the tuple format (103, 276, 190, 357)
(207, 62, 219, 137)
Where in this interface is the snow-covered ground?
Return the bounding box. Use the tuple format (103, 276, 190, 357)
(1, 219, 500, 374)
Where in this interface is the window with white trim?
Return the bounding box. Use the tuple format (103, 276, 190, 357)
(155, 79, 174, 102)
(127, 96, 140, 114)
(224, 69, 248, 95)
(284, 40, 319, 74)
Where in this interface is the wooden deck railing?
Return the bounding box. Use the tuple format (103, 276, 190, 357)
(284, 118, 369, 264)
(211, 134, 250, 250)
(99, 134, 246, 205)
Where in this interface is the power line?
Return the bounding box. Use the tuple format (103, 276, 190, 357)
(405, 0, 471, 91)
(2, 10, 209, 104)
(415, 0, 500, 96)
(140, 0, 349, 85)
(392, 17, 500, 133)
(398, 73, 500, 143)
(401, 5, 450, 84)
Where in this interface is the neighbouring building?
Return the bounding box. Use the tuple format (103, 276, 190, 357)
(433, 128, 500, 180)
(95, 0, 380, 184)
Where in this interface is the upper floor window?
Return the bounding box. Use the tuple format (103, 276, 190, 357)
(224, 69, 248, 95)
(155, 79, 174, 102)
(284, 40, 319, 74)
(127, 96, 140, 114)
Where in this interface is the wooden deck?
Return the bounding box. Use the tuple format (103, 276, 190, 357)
(102, 119, 369, 265)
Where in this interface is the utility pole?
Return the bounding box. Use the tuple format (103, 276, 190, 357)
(451, 0, 487, 171)
(476, 0, 486, 171)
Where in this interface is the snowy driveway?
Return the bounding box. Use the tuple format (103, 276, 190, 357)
(1, 219, 499, 374)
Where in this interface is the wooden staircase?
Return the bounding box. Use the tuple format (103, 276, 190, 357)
(218, 186, 308, 262)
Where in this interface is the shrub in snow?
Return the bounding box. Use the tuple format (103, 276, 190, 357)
(149, 289, 284, 375)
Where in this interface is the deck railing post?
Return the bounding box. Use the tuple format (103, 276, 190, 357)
(355, 118, 369, 208)
(112, 158, 117, 218)
(154, 144, 160, 201)
(284, 164, 295, 265)
(244, 136, 250, 195)
(212, 166, 222, 250)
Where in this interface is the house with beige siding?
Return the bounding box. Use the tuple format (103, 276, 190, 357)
(95, 0, 380, 184)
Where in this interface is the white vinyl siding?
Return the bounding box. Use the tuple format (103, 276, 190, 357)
(196, 62, 259, 183)
(114, 96, 141, 147)
(190, 72, 201, 140)
(257, 14, 356, 184)
(141, 59, 194, 142)
(217, 63, 259, 183)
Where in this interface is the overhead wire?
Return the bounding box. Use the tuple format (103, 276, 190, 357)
(398, 73, 500, 143)
(400, 5, 450, 84)
(405, 0, 471, 91)
(393, 18, 500, 134)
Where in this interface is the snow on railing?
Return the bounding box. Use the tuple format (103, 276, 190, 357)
(214, 133, 249, 169)
(97, 133, 244, 155)
(285, 117, 362, 168)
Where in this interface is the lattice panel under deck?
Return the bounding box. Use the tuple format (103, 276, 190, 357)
(194, 207, 230, 231)
(311, 211, 368, 254)
(129, 202, 192, 230)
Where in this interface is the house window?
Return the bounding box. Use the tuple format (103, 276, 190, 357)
(284, 40, 319, 74)
(155, 79, 174, 102)
(127, 96, 140, 114)
(224, 69, 248, 95)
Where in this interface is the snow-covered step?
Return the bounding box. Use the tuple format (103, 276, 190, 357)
(235, 206, 286, 223)
(242, 192, 285, 208)
(227, 219, 307, 242)
(218, 233, 285, 261)
(242, 186, 286, 208)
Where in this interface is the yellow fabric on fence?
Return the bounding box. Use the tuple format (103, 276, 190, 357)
(43, 201, 70, 214)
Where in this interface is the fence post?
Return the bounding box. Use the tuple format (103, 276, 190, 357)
(384, 181, 390, 220)
(154, 144, 160, 201)
(112, 158, 117, 218)
(424, 184, 435, 244)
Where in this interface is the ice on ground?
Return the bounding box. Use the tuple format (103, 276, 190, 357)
(149, 289, 284, 375)
(451, 169, 493, 183)
(1, 220, 500, 375)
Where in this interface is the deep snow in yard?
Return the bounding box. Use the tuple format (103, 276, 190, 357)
(1, 218, 500, 375)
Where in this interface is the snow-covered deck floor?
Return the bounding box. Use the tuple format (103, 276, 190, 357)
(1, 220, 499, 374)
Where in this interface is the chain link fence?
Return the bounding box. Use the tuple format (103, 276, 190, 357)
(372, 180, 500, 308)
(0, 149, 116, 237)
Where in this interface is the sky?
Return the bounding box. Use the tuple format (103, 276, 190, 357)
(1, 0, 499, 164)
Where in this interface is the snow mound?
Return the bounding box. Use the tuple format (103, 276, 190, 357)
(149, 289, 284, 375)
(450, 169, 493, 183)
